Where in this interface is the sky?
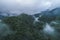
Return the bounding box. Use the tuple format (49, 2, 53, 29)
(0, 0, 60, 15)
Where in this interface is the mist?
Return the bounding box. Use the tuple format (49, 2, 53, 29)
(43, 23, 55, 35)
(0, 20, 14, 37)
(0, 0, 60, 40)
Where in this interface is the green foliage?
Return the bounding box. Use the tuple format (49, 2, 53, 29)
(3, 14, 46, 40)
(2, 13, 58, 40)
(38, 15, 56, 23)
(2, 7, 60, 40)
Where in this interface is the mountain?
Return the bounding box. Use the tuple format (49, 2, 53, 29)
(0, 7, 60, 21)
(0, 12, 7, 19)
(33, 7, 60, 23)
(2, 7, 60, 40)
(50, 8, 60, 15)
(0, 15, 5, 19)
(0, 12, 17, 19)
(34, 7, 60, 16)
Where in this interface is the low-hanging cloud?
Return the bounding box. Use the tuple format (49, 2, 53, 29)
(0, 0, 60, 15)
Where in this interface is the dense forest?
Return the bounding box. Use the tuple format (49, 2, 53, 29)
(0, 8, 60, 40)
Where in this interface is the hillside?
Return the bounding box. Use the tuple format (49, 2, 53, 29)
(0, 8, 60, 40)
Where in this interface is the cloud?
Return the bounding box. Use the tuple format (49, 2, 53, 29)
(0, 0, 60, 15)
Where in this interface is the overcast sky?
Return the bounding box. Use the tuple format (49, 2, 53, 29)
(0, 0, 60, 15)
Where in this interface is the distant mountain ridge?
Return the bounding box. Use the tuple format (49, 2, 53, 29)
(34, 7, 60, 17)
(33, 7, 60, 23)
(0, 7, 60, 20)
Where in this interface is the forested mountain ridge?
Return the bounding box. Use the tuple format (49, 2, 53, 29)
(0, 8, 60, 40)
